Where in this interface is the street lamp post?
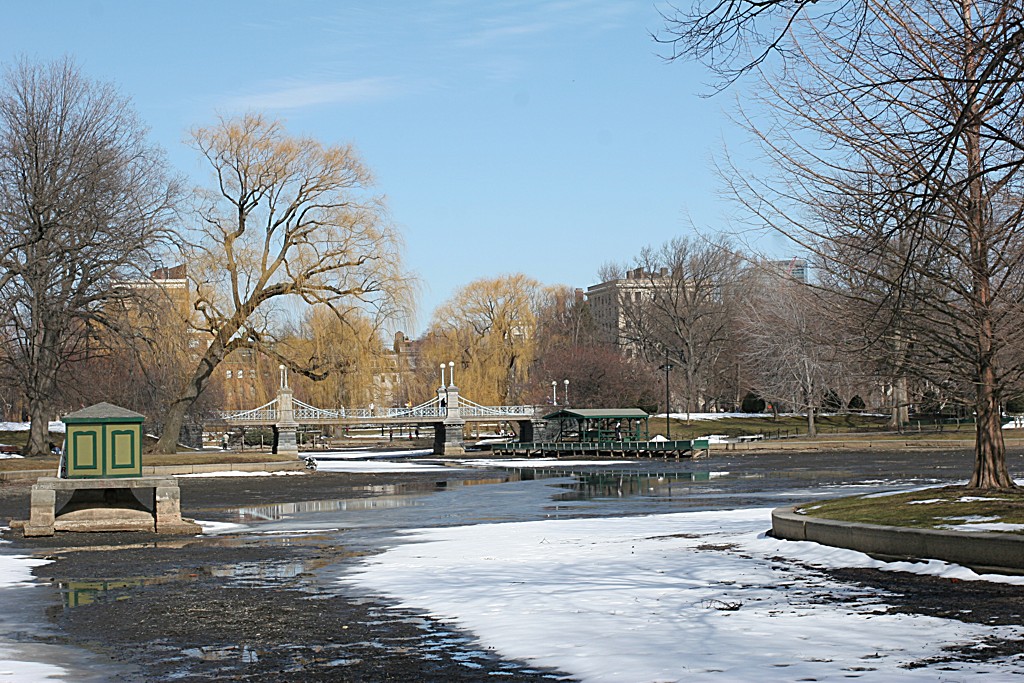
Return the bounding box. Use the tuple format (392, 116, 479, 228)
(659, 351, 674, 440)
(563, 379, 570, 406)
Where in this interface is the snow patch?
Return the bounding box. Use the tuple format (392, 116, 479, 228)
(176, 470, 306, 478)
(345, 508, 1024, 682)
(0, 421, 65, 434)
(315, 460, 456, 473)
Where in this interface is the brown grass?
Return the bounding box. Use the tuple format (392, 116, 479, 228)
(798, 486, 1024, 534)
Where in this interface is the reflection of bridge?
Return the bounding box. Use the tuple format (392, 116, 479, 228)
(214, 368, 547, 457)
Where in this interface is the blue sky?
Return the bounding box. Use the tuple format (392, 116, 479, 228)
(3, 1, 776, 334)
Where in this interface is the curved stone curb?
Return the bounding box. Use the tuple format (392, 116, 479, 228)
(772, 504, 1024, 576)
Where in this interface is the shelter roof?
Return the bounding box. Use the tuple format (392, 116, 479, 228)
(62, 402, 146, 423)
(542, 408, 649, 420)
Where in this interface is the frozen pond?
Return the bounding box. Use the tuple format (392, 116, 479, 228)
(4, 447, 1024, 681)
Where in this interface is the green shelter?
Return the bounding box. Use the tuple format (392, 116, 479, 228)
(61, 402, 145, 479)
(541, 408, 649, 442)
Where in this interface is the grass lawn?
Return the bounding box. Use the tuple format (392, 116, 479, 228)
(655, 413, 893, 440)
(797, 486, 1024, 534)
(0, 429, 297, 472)
(652, 413, 997, 442)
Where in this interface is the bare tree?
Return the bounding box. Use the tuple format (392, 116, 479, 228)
(154, 114, 412, 453)
(678, 1, 1024, 488)
(617, 236, 744, 414)
(526, 344, 661, 411)
(656, 0, 840, 89)
(0, 58, 179, 455)
(741, 274, 851, 437)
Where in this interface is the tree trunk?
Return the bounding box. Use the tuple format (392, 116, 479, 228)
(26, 397, 53, 457)
(968, 363, 1013, 488)
(153, 339, 227, 454)
(888, 376, 909, 432)
(961, 16, 1012, 490)
(154, 398, 189, 455)
(806, 406, 816, 438)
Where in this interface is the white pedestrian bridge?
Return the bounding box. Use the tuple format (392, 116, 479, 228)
(218, 394, 539, 427)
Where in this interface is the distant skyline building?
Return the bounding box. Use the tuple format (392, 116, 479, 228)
(586, 267, 673, 355)
(771, 258, 808, 283)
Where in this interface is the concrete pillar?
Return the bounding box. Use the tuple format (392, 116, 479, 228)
(517, 414, 556, 442)
(275, 383, 299, 457)
(444, 383, 461, 420)
(154, 486, 182, 528)
(432, 420, 466, 455)
(24, 486, 56, 537)
(431, 382, 465, 455)
(154, 484, 201, 534)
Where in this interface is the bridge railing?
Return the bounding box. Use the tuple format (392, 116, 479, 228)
(291, 397, 445, 420)
(218, 398, 279, 423)
(220, 394, 536, 423)
(458, 397, 534, 418)
(460, 405, 534, 417)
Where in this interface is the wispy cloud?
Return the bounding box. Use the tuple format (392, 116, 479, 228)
(455, 0, 632, 48)
(456, 20, 552, 47)
(222, 76, 404, 112)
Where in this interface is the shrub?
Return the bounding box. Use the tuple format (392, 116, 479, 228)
(740, 392, 766, 413)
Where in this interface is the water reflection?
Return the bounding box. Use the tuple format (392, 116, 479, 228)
(182, 645, 260, 664)
(61, 578, 150, 608)
(209, 560, 307, 585)
(233, 477, 511, 522)
(554, 470, 722, 500)
(58, 556, 321, 607)
(237, 496, 428, 521)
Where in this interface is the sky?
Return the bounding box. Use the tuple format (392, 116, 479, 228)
(1, 1, 779, 334)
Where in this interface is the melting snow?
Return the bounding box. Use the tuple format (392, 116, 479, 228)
(345, 508, 1024, 681)
(0, 534, 66, 681)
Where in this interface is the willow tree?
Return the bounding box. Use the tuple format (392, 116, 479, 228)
(285, 305, 386, 410)
(666, 0, 1024, 488)
(154, 114, 412, 453)
(421, 274, 540, 405)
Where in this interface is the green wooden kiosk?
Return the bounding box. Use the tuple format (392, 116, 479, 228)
(62, 402, 145, 479)
(492, 407, 710, 458)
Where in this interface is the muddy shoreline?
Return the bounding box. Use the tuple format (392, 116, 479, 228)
(1, 470, 571, 681)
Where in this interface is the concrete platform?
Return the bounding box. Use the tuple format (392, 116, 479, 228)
(772, 503, 1024, 576)
(21, 476, 202, 537)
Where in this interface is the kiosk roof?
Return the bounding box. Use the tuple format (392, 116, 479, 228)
(542, 408, 649, 420)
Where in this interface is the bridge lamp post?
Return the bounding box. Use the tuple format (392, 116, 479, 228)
(439, 363, 446, 389)
(563, 379, 569, 406)
(551, 380, 557, 405)
(449, 361, 455, 387)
